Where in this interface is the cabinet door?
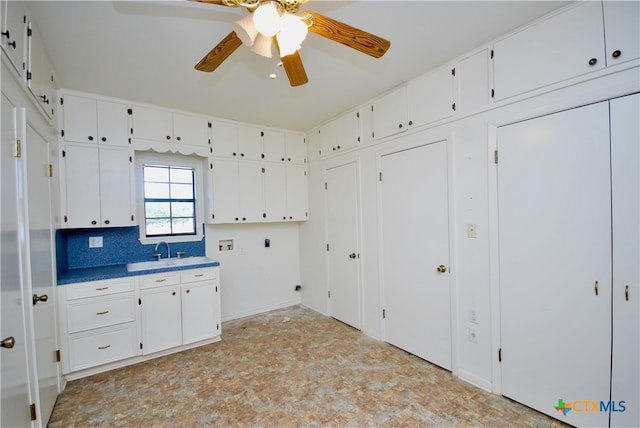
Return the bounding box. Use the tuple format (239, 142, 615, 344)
(63, 145, 101, 228)
(603, 1, 640, 66)
(320, 110, 359, 156)
(131, 105, 173, 143)
(173, 113, 209, 146)
(97, 100, 129, 147)
(498, 102, 611, 427)
(285, 165, 307, 221)
(457, 49, 490, 114)
(264, 163, 287, 221)
(237, 125, 263, 161)
(211, 120, 238, 157)
(62, 95, 97, 144)
(493, 2, 605, 101)
(1, 0, 26, 79)
(372, 86, 407, 140)
(211, 158, 239, 223)
(610, 94, 639, 428)
(238, 161, 264, 222)
(262, 129, 286, 163)
(99, 147, 133, 227)
(407, 66, 454, 129)
(285, 132, 306, 164)
(181, 282, 217, 345)
(140, 286, 182, 355)
(26, 20, 56, 120)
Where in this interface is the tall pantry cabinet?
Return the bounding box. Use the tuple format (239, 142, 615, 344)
(497, 93, 639, 427)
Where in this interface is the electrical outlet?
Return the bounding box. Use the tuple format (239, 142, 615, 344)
(468, 327, 480, 344)
(469, 307, 479, 324)
(467, 224, 477, 238)
(89, 236, 103, 248)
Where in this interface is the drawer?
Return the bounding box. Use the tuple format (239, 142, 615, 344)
(68, 323, 138, 372)
(139, 272, 181, 289)
(67, 294, 136, 334)
(181, 267, 217, 284)
(66, 278, 135, 300)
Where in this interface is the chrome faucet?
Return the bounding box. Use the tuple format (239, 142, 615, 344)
(154, 241, 170, 259)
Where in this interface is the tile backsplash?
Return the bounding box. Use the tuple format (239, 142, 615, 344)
(56, 226, 206, 271)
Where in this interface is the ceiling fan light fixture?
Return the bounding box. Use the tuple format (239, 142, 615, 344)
(251, 33, 273, 58)
(277, 13, 308, 57)
(233, 13, 259, 46)
(253, 1, 283, 37)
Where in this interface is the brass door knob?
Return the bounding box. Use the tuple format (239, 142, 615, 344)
(1, 336, 15, 349)
(32, 294, 48, 305)
(437, 265, 447, 273)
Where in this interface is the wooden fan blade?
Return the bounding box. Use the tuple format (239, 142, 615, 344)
(195, 31, 243, 72)
(305, 11, 390, 59)
(281, 51, 309, 86)
(190, 0, 230, 5)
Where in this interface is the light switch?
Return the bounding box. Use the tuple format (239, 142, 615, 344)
(89, 236, 103, 248)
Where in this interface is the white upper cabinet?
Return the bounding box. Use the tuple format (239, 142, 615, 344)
(320, 109, 360, 155)
(407, 65, 455, 129)
(262, 129, 286, 163)
(456, 49, 490, 114)
(131, 105, 209, 147)
(1, 0, 27, 79)
(26, 18, 57, 120)
(603, 0, 640, 66)
(371, 85, 408, 140)
(492, 1, 606, 101)
(237, 124, 263, 161)
(62, 94, 129, 147)
(211, 120, 262, 161)
(285, 132, 306, 165)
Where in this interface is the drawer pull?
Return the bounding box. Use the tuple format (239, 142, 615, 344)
(98, 344, 111, 350)
(194, 274, 204, 277)
(96, 310, 110, 315)
(95, 287, 109, 291)
(155, 279, 167, 283)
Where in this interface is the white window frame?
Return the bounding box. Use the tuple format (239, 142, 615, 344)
(135, 151, 207, 245)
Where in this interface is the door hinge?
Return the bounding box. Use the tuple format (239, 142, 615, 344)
(326, 243, 330, 251)
(128, 108, 133, 115)
(138, 298, 141, 305)
(12, 140, 21, 158)
(216, 323, 219, 330)
(382, 309, 386, 319)
(451, 67, 456, 76)
(61, 129, 65, 137)
(140, 342, 143, 350)
(494, 150, 498, 164)
(46, 164, 53, 177)
(379, 171, 383, 182)
(30, 403, 37, 421)
(215, 286, 218, 292)
(498, 348, 502, 362)
(62, 150, 66, 158)
(490, 49, 494, 59)
(26, 71, 32, 81)
(129, 156, 132, 163)
(131, 215, 135, 221)
(324, 182, 327, 190)
(64, 215, 68, 223)
(55, 349, 61, 362)
(356, 111, 360, 118)
(60, 97, 64, 105)
(491, 89, 495, 99)
(452, 102, 456, 111)
(328, 290, 331, 298)
(208, 122, 212, 128)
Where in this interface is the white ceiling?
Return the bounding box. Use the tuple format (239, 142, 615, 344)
(27, 0, 569, 132)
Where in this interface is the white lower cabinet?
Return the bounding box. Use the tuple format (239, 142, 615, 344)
(58, 266, 221, 378)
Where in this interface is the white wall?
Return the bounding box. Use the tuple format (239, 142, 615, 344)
(300, 52, 639, 392)
(205, 222, 302, 321)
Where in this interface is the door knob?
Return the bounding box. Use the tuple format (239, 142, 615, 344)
(32, 294, 48, 305)
(1, 336, 15, 349)
(437, 265, 447, 273)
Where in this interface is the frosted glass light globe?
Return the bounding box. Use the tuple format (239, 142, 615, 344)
(253, 2, 282, 37)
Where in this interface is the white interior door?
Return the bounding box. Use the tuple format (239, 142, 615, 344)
(25, 123, 59, 425)
(610, 93, 639, 428)
(498, 102, 611, 427)
(1, 95, 33, 428)
(326, 162, 361, 329)
(381, 140, 451, 370)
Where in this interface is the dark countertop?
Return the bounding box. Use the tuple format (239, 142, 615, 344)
(57, 260, 220, 285)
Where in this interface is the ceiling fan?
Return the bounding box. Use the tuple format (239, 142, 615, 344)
(193, 0, 391, 86)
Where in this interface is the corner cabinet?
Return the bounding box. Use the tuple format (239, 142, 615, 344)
(57, 265, 221, 379)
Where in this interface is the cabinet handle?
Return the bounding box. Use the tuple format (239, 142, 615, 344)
(91, 220, 97, 225)
(104, 220, 110, 225)
(1, 30, 9, 38)
(176, 136, 181, 141)
(612, 50, 621, 59)
(166, 135, 171, 140)
(32, 294, 48, 305)
(398, 123, 403, 129)
(408, 120, 413, 126)
(0, 336, 15, 349)
(437, 265, 447, 273)
(282, 157, 285, 161)
(39, 95, 49, 104)
(594, 280, 599, 296)
(172, 291, 176, 296)
(88, 136, 94, 141)
(98, 345, 111, 350)
(95, 287, 109, 291)
(96, 310, 109, 315)
(625, 285, 629, 301)
(101, 137, 107, 142)
(194, 274, 204, 277)
(155, 279, 166, 283)
(588, 57, 598, 66)
(240, 153, 245, 157)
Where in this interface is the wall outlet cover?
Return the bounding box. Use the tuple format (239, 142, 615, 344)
(89, 236, 103, 248)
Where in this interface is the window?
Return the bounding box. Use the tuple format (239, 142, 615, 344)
(143, 165, 196, 237)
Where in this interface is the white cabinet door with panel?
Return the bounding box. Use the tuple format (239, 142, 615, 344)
(372, 86, 407, 140)
(285, 132, 306, 164)
(211, 158, 264, 223)
(172, 112, 210, 147)
(407, 66, 455, 129)
(285, 165, 308, 221)
(263, 163, 287, 222)
(237, 124, 263, 161)
(1, 0, 27, 79)
(492, 2, 605, 101)
(140, 284, 182, 355)
(62, 94, 129, 147)
(181, 268, 219, 345)
(26, 19, 57, 120)
(98, 147, 134, 227)
(131, 105, 173, 143)
(319, 109, 359, 156)
(262, 129, 286, 163)
(603, 1, 640, 67)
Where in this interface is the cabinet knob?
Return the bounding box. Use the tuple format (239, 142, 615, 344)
(104, 220, 110, 225)
(186, 289, 190, 293)
(398, 123, 403, 129)
(166, 135, 171, 140)
(233, 152, 237, 156)
(282, 157, 285, 161)
(612, 50, 621, 58)
(172, 291, 176, 296)
(1, 337, 16, 349)
(101, 137, 107, 142)
(408, 120, 413, 126)
(91, 220, 97, 225)
(32, 294, 48, 305)
(588, 57, 598, 66)
(437, 265, 447, 273)
(235, 217, 239, 221)
(176, 136, 181, 141)
(288, 158, 291, 162)
(88, 136, 94, 141)
(240, 153, 245, 157)
(242, 217, 246, 221)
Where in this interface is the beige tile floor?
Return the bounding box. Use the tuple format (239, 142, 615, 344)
(48, 305, 566, 427)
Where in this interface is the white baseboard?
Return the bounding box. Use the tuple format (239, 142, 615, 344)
(458, 369, 492, 392)
(221, 297, 302, 322)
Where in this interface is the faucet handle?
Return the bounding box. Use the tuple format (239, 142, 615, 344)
(176, 251, 185, 259)
(152, 253, 162, 261)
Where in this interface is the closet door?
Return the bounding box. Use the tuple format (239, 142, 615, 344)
(498, 102, 611, 427)
(610, 93, 639, 428)
(381, 140, 451, 370)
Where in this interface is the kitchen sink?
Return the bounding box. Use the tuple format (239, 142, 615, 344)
(126, 256, 216, 272)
